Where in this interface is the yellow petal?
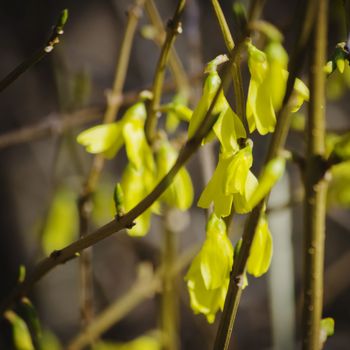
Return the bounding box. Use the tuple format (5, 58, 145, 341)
(247, 216, 273, 277)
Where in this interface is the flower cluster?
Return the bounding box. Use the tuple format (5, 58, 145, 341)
(77, 100, 193, 236)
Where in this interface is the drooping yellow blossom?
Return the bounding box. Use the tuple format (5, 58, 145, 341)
(77, 102, 146, 159)
(188, 56, 230, 140)
(213, 106, 246, 156)
(247, 215, 273, 277)
(198, 144, 254, 217)
(246, 42, 309, 135)
(185, 214, 233, 323)
(232, 170, 258, 214)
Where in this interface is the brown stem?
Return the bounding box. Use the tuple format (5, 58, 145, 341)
(211, 0, 245, 123)
(0, 9, 68, 93)
(160, 209, 179, 350)
(145, 0, 190, 98)
(77, 0, 145, 329)
(302, 0, 328, 348)
(0, 72, 202, 151)
(144, 0, 186, 145)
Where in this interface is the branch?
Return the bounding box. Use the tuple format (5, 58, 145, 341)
(145, 0, 190, 98)
(211, 0, 245, 123)
(302, 0, 328, 348)
(144, 0, 186, 145)
(0, 72, 202, 151)
(0, 107, 102, 150)
(77, 0, 146, 328)
(0, 9, 68, 93)
(160, 209, 179, 350)
(214, 1, 320, 349)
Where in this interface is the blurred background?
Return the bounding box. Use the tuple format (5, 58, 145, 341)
(0, 0, 349, 349)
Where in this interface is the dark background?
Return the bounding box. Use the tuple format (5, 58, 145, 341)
(0, 0, 349, 348)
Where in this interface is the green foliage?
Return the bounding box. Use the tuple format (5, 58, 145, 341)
(5, 310, 34, 350)
(41, 186, 78, 255)
(185, 214, 233, 323)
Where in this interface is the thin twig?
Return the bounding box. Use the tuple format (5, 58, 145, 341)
(77, 0, 145, 329)
(0, 107, 102, 150)
(211, 0, 246, 123)
(0, 72, 202, 151)
(160, 209, 179, 350)
(0, 9, 68, 93)
(145, 0, 190, 98)
(302, 0, 328, 348)
(214, 0, 320, 349)
(144, 0, 186, 145)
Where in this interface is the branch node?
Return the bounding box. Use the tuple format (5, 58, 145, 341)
(50, 250, 62, 259)
(167, 19, 183, 35)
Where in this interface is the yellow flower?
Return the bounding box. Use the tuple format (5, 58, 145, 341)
(188, 70, 228, 139)
(185, 214, 233, 323)
(246, 42, 288, 135)
(77, 102, 147, 159)
(198, 144, 254, 217)
(197, 155, 234, 217)
(213, 106, 246, 156)
(246, 42, 309, 135)
(247, 215, 273, 277)
(120, 164, 154, 237)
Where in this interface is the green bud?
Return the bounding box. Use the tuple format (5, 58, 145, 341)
(113, 183, 124, 216)
(320, 317, 335, 345)
(18, 265, 26, 283)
